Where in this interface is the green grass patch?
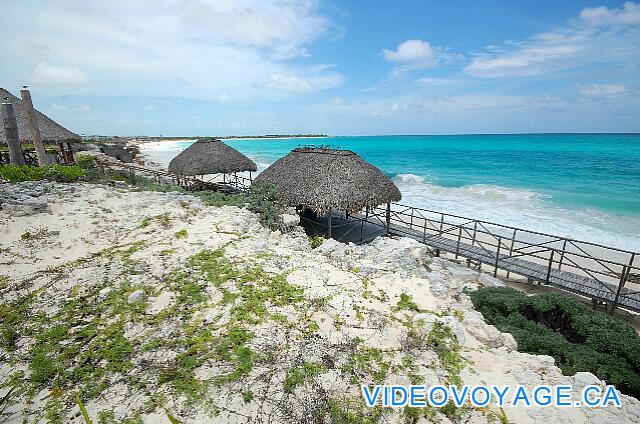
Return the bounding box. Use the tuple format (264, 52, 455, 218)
(283, 361, 326, 393)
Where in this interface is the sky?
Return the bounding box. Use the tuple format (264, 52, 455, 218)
(1, 0, 639, 136)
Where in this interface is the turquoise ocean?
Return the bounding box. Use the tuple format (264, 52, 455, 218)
(140, 134, 640, 251)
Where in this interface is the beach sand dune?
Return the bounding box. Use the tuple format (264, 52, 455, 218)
(1, 180, 639, 423)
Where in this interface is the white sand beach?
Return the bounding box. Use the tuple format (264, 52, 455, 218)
(1, 179, 639, 423)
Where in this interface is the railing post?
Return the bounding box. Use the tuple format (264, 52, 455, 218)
(409, 208, 414, 229)
(506, 229, 516, 278)
(558, 239, 567, 270)
(455, 226, 462, 259)
(494, 236, 502, 277)
(422, 221, 427, 243)
(471, 221, 478, 246)
(612, 253, 636, 313)
(385, 202, 391, 236)
(546, 250, 555, 284)
(439, 214, 445, 235)
(612, 265, 629, 313)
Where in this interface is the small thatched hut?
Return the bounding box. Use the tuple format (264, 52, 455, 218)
(0, 88, 80, 145)
(253, 147, 401, 238)
(168, 138, 257, 181)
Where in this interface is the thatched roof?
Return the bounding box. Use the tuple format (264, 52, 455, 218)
(168, 138, 257, 175)
(0, 88, 80, 144)
(253, 147, 401, 213)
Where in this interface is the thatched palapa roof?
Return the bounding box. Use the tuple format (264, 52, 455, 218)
(168, 138, 257, 175)
(0, 88, 80, 144)
(253, 147, 401, 213)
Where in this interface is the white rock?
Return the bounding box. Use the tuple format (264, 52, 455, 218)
(479, 273, 505, 287)
(437, 315, 466, 346)
(98, 287, 113, 297)
(573, 371, 603, 388)
(501, 333, 518, 351)
(147, 291, 175, 314)
(447, 265, 480, 281)
(280, 213, 300, 228)
(127, 290, 145, 304)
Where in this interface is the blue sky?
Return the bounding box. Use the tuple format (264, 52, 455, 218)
(1, 0, 639, 135)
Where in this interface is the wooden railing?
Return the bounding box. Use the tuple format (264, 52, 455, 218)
(95, 158, 242, 193)
(359, 203, 639, 312)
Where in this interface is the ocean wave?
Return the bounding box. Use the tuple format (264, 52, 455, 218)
(393, 173, 427, 184)
(393, 176, 640, 251)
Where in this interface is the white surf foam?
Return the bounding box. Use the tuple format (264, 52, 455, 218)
(392, 174, 640, 251)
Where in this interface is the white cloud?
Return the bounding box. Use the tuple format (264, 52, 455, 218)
(0, 0, 341, 100)
(466, 2, 640, 77)
(580, 1, 640, 26)
(30, 62, 88, 85)
(383, 39, 436, 66)
(578, 83, 626, 97)
(144, 104, 159, 111)
(322, 93, 566, 115)
(417, 77, 459, 86)
(51, 103, 67, 111)
(266, 68, 342, 93)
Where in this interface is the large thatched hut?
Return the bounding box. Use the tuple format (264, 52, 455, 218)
(0, 88, 80, 145)
(168, 138, 257, 186)
(253, 147, 401, 238)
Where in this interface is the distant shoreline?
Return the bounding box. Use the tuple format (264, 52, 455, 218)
(82, 135, 329, 144)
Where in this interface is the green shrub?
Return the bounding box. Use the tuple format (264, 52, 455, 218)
(309, 235, 325, 249)
(0, 164, 84, 183)
(75, 155, 103, 181)
(247, 182, 281, 230)
(470, 287, 640, 397)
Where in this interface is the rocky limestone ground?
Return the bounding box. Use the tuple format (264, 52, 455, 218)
(1, 181, 639, 423)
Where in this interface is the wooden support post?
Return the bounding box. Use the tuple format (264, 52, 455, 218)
(439, 214, 445, 235)
(455, 226, 462, 259)
(471, 221, 478, 246)
(409, 208, 414, 228)
(422, 221, 427, 243)
(494, 237, 502, 277)
(612, 253, 635, 313)
(506, 229, 516, 278)
(1, 101, 26, 166)
(20, 87, 50, 166)
(327, 209, 333, 239)
(558, 239, 567, 270)
(611, 266, 629, 313)
(545, 250, 555, 284)
(385, 202, 391, 236)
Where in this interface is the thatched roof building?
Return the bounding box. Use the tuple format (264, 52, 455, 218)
(0, 88, 80, 145)
(253, 147, 401, 213)
(168, 138, 257, 175)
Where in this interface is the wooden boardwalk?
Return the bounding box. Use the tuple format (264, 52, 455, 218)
(95, 158, 244, 193)
(353, 207, 640, 313)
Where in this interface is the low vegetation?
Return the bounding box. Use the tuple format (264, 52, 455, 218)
(470, 287, 640, 398)
(0, 164, 85, 183)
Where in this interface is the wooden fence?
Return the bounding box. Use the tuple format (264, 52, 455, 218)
(356, 203, 639, 313)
